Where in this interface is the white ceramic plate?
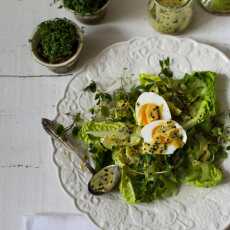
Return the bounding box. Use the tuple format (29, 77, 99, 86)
(54, 36, 230, 230)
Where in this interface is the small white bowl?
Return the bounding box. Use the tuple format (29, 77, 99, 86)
(31, 19, 84, 73)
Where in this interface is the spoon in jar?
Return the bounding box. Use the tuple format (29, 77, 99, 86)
(42, 118, 121, 195)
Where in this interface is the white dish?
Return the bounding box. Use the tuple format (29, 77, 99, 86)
(53, 36, 230, 230)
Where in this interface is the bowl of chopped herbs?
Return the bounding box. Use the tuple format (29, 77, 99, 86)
(62, 0, 111, 24)
(30, 18, 83, 73)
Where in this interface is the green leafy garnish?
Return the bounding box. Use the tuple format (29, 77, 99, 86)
(95, 92, 112, 105)
(159, 57, 173, 78)
(182, 161, 223, 187)
(35, 18, 79, 64)
(72, 126, 79, 137)
(84, 81, 97, 93)
(56, 124, 65, 136)
(62, 0, 108, 15)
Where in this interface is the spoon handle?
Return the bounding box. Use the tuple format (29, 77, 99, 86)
(42, 118, 96, 175)
(63, 133, 96, 174)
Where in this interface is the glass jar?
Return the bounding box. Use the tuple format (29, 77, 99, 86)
(147, 0, 194, 34)
(200, 0, 230, 14)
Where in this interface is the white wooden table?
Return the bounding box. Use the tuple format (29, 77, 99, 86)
(0, 1, 229, 230)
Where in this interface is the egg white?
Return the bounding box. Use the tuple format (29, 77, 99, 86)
(141, 120, 187, 155)
(135, 92, 171, 125)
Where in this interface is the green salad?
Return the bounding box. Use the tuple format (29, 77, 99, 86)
(60, 58, 229, 204)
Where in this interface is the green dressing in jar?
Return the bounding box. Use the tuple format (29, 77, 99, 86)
(148, 0, 194, 34)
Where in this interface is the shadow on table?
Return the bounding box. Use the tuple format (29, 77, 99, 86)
(105, 0, 147, 24)
(201, 39, 230, 59)
(183, 1, 216, 35)
(73, 26, 128, 72)
(69, 0, 230, 75)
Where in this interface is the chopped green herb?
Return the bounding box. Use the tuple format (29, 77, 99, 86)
(90, 108, 95, 114)
(159, 57, 173, 78)
(72, 126, 79, 136)
(74, 113, 82, 123)
(84, 81, 97, 93)
(34, 18, 79, 64)
(101, 106, 110, 116)
(56, 124, 65, 136)
(62, 0, 108, 15)
(95, 92, 112, 105)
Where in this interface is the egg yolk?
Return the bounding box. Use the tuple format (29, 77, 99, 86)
(142, 121, 184, 155)
(151, 121, 183, 154)
(138, 104, 160, 126)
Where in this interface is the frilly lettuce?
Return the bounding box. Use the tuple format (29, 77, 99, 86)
(182, 161, 223, 187)
(180, 71, 217, 129)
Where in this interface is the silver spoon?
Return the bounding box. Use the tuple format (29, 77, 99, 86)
(41, 118, 121, 195)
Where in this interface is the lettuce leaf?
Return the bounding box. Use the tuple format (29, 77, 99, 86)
(185, 117, 228, 163)
(174, 115, 227, 188)
(151, 175, 178, 200)
(119, 156, 179, 204)
(78, 121, 127, 171)
(113, 149, 127, 167)
(120, 169, 178, 204)
(89, 142, 113, 171)
(179, 72, 217, 129)
(78, 121, 128, 144)
(182, 161, 223, 187)
(78, 121, 141, 170)
(119, 168, 137, 204)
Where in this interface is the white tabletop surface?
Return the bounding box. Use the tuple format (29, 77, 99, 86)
(0, 1, 230, 230)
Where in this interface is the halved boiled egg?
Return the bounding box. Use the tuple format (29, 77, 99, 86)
(141, 120, 187, 155)
(135, 92, 171, 126)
